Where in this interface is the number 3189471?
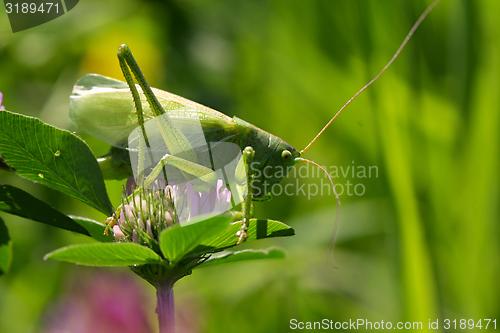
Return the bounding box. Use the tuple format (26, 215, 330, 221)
(443, 318, 497, 330)
(5, 2, 60, 14)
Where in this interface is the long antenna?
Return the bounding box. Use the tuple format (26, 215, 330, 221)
(300, 0, 439, 154)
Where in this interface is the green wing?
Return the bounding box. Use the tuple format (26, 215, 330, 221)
(71, 74, 240, 191)
(70, 74, 231, 147)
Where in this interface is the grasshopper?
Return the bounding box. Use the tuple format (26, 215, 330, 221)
(70, 1, 438, 243)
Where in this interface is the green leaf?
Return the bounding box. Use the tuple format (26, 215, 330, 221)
(69, 216, 112, 242)
(0, 111, 112, 214)
(0, 184, 89, 235)
(159, 215, 232, 264)
(199, 218, 295, 252)
(45, 243, 162, 267)
(196, 248, 285, 269)
(0, 218, 12, 276)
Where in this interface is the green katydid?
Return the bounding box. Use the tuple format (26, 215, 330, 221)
(70, 0, 438, 243)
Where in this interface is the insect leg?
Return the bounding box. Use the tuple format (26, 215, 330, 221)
(117, 44, 165, 117)
(118, 45, 170, 183)
(142, 153, 217, 189)
(237, 146, 255, 244)
(117, 50, 150, 148)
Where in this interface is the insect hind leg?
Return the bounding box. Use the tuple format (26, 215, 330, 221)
(117, 44, 165, 117)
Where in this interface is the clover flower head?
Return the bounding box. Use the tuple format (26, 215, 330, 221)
(109, 185, 177, 244)
(107, 178, 234, 245)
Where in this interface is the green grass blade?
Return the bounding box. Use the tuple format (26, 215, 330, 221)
(377, 77, 437, 324)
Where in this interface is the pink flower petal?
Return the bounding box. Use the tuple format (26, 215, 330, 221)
(112, 225, 125, 240)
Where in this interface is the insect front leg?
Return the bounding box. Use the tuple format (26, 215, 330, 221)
(236, 146, 255, 244)
(142, 153, 217, 189)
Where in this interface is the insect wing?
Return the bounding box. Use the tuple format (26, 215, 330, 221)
(70, 74, 203, 147)
(70, 74, 152, 146)
(128, 109, 246, 225)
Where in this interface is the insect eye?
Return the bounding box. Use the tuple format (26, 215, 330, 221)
(281, 149, 292, 160)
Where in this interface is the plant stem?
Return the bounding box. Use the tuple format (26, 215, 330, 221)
(156, 281, 175, 333)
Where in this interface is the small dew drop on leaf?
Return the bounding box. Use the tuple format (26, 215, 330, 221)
(54, 150, 61, 157)
(38, 173, 44, 179)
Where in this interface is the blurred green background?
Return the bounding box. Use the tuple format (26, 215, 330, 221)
(0, 0, 498, 332)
